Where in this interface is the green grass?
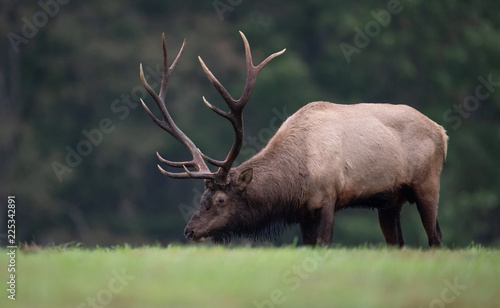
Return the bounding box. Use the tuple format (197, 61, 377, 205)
(1, 245, 499, 308)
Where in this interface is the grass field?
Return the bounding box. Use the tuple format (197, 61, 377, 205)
(1, 245, 499, 308)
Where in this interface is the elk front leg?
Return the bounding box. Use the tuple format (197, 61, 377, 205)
(317, 205, 335, 246)
(299, 205, 334, 246)
(377, 208, 404, 248)
(299, 219, 318, 246)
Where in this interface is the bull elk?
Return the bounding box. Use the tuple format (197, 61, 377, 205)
(139, 31, 448, 247)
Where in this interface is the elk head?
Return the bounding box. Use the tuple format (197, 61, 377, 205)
(140, 32, 285, 243)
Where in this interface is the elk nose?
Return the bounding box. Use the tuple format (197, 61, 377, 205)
(184, 228, 195, 241)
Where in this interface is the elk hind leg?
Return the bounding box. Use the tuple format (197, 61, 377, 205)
(414, 182, 442, 248)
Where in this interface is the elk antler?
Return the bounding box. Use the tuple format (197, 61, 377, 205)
(140, 32, 285, 183)
(198, 31, 286, 182)
(140, 34, 216, 180)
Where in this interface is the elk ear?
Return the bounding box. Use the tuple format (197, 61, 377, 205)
(236, 168, 253, 190)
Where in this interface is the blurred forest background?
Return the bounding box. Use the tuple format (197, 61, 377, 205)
(1, 0, 499, 248)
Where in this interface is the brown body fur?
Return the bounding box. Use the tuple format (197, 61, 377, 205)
(221, 101, 448, 247)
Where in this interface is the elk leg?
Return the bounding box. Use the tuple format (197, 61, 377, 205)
(377, 208, 404, 247)
(396, 214, 404, 247)
(299, 219, 318, 246)
(435, 219, 442, 244)
(414, 183, 442, 247)
(316, 206, 335, 246)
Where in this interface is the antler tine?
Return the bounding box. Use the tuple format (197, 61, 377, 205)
(196, 31, 285, 182)
(198, 56, 237, 108)
(156, 151, 198, 168)
(141, 34, 217, 180)
(156, 164, 220, 180)
(238, 31, 286, 107)
(159, 34, 187, 100)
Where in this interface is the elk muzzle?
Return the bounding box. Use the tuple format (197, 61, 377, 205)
(184, 225, 208, 243)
